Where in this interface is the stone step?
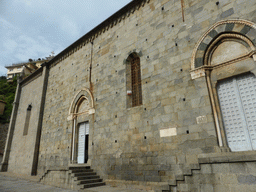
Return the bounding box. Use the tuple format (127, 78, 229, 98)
(71, 169, 94, 173)
(74, 172, 96, 177)
(78, 178, 103, 185)
(75, 175, 100, 180)
(81, 182, 106, 189)
(69, 166, 91, 171)
(69, 166, 105, 189)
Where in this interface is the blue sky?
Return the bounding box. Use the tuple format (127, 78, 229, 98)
(0, 0, 132, 76)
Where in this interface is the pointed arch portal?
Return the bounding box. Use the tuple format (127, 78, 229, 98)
(67, 88, 95, 164)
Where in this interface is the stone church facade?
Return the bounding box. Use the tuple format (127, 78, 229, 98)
(1, 0, 256, 191)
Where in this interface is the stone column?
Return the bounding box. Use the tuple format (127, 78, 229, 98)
(31, 65, 49, 175)
(205, 69, 223, 147)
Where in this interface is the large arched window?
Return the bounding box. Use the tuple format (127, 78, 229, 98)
(126, 52, 143, 107)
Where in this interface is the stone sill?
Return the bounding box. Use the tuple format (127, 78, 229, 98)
(68, 163, 90, 167)
(127, 104, 144, 110)
(198, 151, 256, 164)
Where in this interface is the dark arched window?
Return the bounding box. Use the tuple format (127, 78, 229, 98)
(126, 52, 142, 107)
(131, 57, 142, 107)
(23, 104, 32, 136)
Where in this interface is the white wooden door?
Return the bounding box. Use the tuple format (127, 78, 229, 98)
(77, 122, 89, 163)
(217, 73, 256, 151)
(236, 74, 256, 150)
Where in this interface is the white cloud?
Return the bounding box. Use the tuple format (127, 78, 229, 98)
(0, 14, 63, 67)
(0, 0, 132, 75)
(24, 0, 32, 6)
(14, 35, 63, 61)
(3, 39, 18, 52)
(59, 16, 81, 38)
(0, 66, 7, 76)
(0, 17, 21, 35)
(0, 22, 63, 68)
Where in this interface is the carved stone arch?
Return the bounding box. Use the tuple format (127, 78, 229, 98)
(190, 19, 256, 151)
(67, 88, 95, 120)
(68, 88, 94, 164)
(125, 49, 143, 63)
(204, 33, 255, 67)
(191, 19, 256, 70)
(75, 96, 89, 114)
(127, 52, 140, 62)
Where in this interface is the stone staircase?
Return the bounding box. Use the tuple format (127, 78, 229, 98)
(69, 166, 105, 189)
(162, 164, 201, 192)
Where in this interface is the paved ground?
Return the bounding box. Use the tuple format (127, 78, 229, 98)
(0, 173, 149, 192)
(0, 174, 77, 192)
(82, 186, 148, 192)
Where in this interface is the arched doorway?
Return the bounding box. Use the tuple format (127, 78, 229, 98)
(67, 88, 95, 164)
(191, 19, 256, 152)
(217, 72, 256, 151)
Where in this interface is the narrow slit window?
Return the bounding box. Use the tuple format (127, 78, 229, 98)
(23, 104, 32, 136)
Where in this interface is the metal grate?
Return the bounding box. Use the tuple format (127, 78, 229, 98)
(131, 57, 142, 107)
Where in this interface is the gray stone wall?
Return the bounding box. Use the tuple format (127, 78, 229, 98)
(40, 170, 75, 189)
(36, 0, 256, 185)
(37, 43, 92, 175)
(0, 0, 248, 190)
(176, 161, 256, 192)
(7, 73, 45, 175)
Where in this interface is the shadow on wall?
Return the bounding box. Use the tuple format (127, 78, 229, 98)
(0, 101, 6, 115)
(0, 124, 9, 161)
(0, 151, 3, 163)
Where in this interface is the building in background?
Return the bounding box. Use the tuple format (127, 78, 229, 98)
(5, 54, 54, 81)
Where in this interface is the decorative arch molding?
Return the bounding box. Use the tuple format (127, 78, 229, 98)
(48, 0, 151, 68)
(67, 88, 95, 121)
(204, 33, 255, 67)
(191, 19, 256, 77)
(124, 49, 143, 64)
(127, 52, 140, 62)
(190, 19, 256, 151)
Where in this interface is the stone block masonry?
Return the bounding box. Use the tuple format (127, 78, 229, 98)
(174, 153, 256, 192)
(2, 67, 49, 175)
(3, 0, 256, 191)
(7, 72, 45, 175)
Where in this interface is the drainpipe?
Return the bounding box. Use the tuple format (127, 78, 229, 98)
(205, 69, 223, 147)
(89, 41, 94, 91)
(181, 0, 185, 22)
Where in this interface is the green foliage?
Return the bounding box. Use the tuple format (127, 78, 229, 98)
(0, 76, 17, 123)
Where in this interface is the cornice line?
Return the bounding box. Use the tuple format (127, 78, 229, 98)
(48, 0, 151, 68)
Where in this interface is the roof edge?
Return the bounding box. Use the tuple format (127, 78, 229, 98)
(46, 0, 150, 68)
(19, 66, 44, 86)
